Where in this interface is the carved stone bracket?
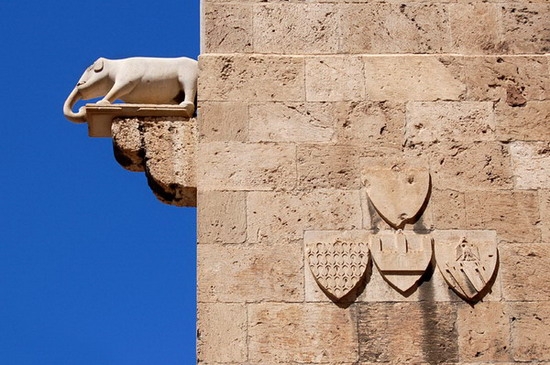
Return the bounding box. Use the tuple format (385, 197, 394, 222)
(91, 104, 196, 207)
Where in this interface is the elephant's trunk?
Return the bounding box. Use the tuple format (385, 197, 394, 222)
(63, 86, 86, 123)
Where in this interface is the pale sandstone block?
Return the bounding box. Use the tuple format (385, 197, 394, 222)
(197, 303, 247, 363)
(334, 101, 405, 148)
(465, 191, 540, 243)
(247, 190, 362, 243)
(405, 101, 495, 144)
(431, 189, 467, 230)
(509, 302, 550, 361)
(364, 56, 465, 101)
(297, 144, 371, 190)
(196, 142, 296, 191)
(248, 303, 358, 363)
(202, 3, 252, 53)
(502, 3, 550, 54)
(197, 243, 303, 302)
(542, 190, 550, 242)
(306, 56, 366, 102)
(452, 56, 549, 102)
(253, 3, 339, 54)
(340, 3, 451, 54)
(198, 102, 248, 142)
(358, 302, 459, 363)
(496, 100, 550, 142)
(199, 55, 304, 102)
(424, 142, 513, 191)
(449, 3, 505, 54)
(248, 102, 336, 143)
(457, 302, 511, 362)
(197, 191, 246, 244)
(510, 142, 550, 189)
(500, 243, 550, 301)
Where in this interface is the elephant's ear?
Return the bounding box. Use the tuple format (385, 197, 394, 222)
(93, 58, 104, 72)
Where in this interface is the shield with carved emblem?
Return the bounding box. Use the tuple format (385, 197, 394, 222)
(433, 230, 498, 301)
(363, 167, 430, 229)
(305, 230, 370, 301)
(370, 230, 432, 293)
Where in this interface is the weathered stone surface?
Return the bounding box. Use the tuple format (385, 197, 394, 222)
(496, 101, 550, 142)
(197, 191, 246, 244)
(510, 142, 550, 189)
(297, 144, 370, 190)
(254, 4, 339, 54)
(198, 102, 248, 142)
(112, 117, 197, 206)
(431, 189, 467, 230)
(465, 191, 541, 243)
(502, 3, 550, 54)
(202, 3, 252, 53)
(199, 55, 304, 102)
(454, 56, 549, 102)
(334, 101, 405, 148)
(358, 302, 459, 363)
(197, 142, 296, 191)
(197, 303, 247, 363)
(197, 243, 303, 303)
(449, 3, 505, 54)
(341, 3, 451, 54)
(306, 56, 365, 102)
(509, 302, 550, 361)
(112, 118, 144, 172)
(457, 302, 511, 362)
(500, 243, 550, 301)
(364, 56, 465, 101)
(247, 190, 362, 243)
(248, 303, 358, 363)
(405, 101, 495, 144)
(249, 103, 336, 143)
(423, 142, 513, 191)
(542, 190, 550, 242)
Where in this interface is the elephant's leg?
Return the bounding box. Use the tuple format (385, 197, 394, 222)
(178, 77, 196, 115)
(99, 81, 137, 104)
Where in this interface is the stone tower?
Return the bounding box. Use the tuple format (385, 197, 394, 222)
(197, 0, 550, 364)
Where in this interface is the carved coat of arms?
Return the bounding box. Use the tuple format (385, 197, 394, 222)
(363, 167, 430, 229)
(433, 230, 498, 300)
(370, 230, 432, 293)
(305, 231, 370, 300)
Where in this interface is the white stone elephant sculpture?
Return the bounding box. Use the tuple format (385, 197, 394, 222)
(63, 56, 198, 123)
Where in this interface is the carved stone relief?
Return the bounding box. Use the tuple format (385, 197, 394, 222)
(63, 56, 198, 125)
(305, 230, 370, 301)
(433, 230, 498, 301)
(362, 167, 430, 229)
(370, 230, 432, 293)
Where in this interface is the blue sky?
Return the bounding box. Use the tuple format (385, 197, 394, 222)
(0, 1, 199, 364)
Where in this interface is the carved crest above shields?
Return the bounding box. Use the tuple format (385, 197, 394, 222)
(363, 167, 431, 229)
(304, 230, 370, 301)
(370, 230, 432, 293)
(433, 230, 498, 301)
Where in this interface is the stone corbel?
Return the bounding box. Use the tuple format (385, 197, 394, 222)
(88, 104, 197, 207)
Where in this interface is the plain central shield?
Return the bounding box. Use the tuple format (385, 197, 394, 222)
(363, 167, 430, 229)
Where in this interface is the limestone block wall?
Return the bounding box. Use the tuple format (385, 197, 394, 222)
(197, 0, 550, 363)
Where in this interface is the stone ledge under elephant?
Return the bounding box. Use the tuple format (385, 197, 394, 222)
(63, 56, 198, 123)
